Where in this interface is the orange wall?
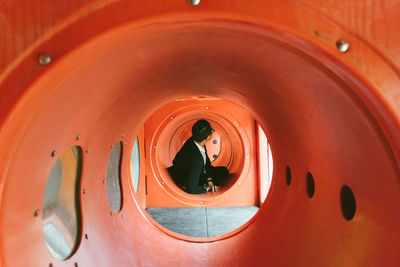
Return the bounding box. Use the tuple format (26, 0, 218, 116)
(143, 98, 259, 207)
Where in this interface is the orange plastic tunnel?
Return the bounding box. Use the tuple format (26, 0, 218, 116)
(1, 1, 400, 266)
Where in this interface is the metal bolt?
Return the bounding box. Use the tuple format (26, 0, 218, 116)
(83, 189, 86, 194)
(336, 40, 350, 53)
(188, 0, 200, 5)
(85, 234, 88, 240)
(38, 53, 52, 65)
(161, 181, 165, 185)
(50, 151, 56, 157)
(199, 202, 203, 205)
(34, 210, 40, 217)
(76, 135, 80, 141)
(235, 123, 239, 127)
(205, 106, 209, 110)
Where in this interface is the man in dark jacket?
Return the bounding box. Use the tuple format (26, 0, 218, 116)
(169, 119, 229, 194)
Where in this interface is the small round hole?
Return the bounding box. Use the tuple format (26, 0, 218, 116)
(306, 172, 315, 198)
(286, 166, 292, 186)
(212, 140, 217, 144)
(340, 185, 356, 220)
(85, 234, 88, 240)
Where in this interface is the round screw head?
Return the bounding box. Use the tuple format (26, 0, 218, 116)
(34, 210, 40, 217)
(76, 135, 80, 141)
(336, 40, 350, 53)
(38, 53, 52, 65)
(188, 0, 200, 5)
(50, 151, 56, 157)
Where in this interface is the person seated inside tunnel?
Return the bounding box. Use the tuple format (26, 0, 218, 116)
(168, 119, 229, 194)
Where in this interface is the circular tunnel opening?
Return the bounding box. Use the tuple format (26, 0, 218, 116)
(130, 96, 274, 239)
(1, 15, 399, 266)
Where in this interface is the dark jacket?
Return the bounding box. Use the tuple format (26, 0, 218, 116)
(170, 137, 213, 194)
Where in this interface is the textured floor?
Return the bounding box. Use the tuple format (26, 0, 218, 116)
(146, 206, 259, 238)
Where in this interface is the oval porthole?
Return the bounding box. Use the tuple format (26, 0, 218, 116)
(340, 185, 356, 220)
(43, 146, 82, 260)
(306, 172, 315, 198)
(286, 166, 292, 186)
(106, 141, 123, 213)
(130, 137, 140, 193)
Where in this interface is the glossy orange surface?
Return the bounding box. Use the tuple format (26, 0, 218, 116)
(1, 1, 400, 266)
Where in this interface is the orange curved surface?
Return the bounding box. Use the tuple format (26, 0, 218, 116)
(1, 1, 400, 266)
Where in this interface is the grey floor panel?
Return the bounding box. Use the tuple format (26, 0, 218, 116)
(146, 206, 259, 238)
(206, 206, 259, 237)
(146, 207, 207, 237)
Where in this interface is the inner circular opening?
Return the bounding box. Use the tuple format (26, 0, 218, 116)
(130, 96, 274, 239)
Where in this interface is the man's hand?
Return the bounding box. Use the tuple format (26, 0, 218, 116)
(206, 180, 220, 192)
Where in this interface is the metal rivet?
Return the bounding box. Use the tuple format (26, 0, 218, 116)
(34, 210, 40, 217)
(170, 116, 174, 120)
(76, 135, 80, 141)
(85, 234, 88, 240)
(188, 0, 200, 5)
(83, 189, 86, 194)
(110, 145, 113, 148)
(199, 202, 203, 205)
(235, 123, 239, 127)
(238, 182, 241, 186)
(205, 106, 209, 110)
(153, 146, 156, 149)
(85, 148, 89, 153)
(50, 151, 56, 157)
(336, 40, 350, 53)
(38, 53, 52, 65)
(189, 0, 200, 6)
(161, 181, 165, 185)
(103, 178, 106, 184)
